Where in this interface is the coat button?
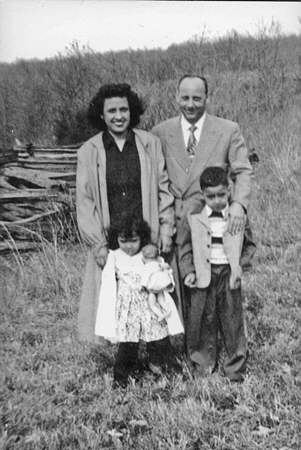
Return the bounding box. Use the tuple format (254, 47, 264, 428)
(207, 244, 210, 248)
(206, 258, 210, 263)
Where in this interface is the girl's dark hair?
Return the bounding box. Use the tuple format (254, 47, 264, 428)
(108, 212, 151, 250)
(87, 83, 145, 130)
(200, 166, 229, 190)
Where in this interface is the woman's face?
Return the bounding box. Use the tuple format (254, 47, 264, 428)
(102, 97, 130, 137)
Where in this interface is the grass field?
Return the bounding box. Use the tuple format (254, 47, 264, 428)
(1, 28, 301, 447)
(1, 102, 301, 450)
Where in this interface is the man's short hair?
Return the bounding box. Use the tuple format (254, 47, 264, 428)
(177, 74, 208, 96)
(200, 166, 229, 190)
(87, 83, 145, 130)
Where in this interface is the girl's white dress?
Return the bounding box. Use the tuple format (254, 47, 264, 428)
(94, 249, 184, 343)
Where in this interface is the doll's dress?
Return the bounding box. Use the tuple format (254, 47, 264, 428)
(139, 257, 184, 334)
(140, 258, 175, 320)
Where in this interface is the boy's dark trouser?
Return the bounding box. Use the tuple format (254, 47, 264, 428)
(113, 337, 171, 384)
(187, 264, 247, 380)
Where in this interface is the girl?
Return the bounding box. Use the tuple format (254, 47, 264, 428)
(94, 213, 183, 387)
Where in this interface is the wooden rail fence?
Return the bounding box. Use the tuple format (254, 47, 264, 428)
(0, 143, 259, 254)
(0, 144, 80, 254)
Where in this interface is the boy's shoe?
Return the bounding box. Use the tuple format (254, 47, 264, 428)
(112, 377, 128, 389)
(227, 372, 245, 383)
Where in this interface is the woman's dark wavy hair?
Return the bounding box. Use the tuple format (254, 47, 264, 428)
(108, 212, 151, 250)
(87, 83, 145, 130)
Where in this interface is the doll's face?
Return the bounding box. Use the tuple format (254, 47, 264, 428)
(117, 233, 141, 256)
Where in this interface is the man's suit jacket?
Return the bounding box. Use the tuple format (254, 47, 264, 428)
(178, 208, 256, 288)
(152, 113, 253, 229)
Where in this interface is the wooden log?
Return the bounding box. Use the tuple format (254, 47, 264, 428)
(1, 142, 79, 253)
(16, 162, 77, 172)
(0, 152, 18, 165)
(1, 167, 70, 189)
(17, 157, 77, 164)
(0, 240, 39, 254)
(0, 207, 64, 227)
(0, 176, 18, 190)
(0, 191, 58, 202)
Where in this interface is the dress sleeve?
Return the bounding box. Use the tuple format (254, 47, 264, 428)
(76, 145, 107, 247)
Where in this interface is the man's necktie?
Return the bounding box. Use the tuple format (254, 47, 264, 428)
(187, 125, 197, 159)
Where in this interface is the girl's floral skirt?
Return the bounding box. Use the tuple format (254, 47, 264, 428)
(116, 278, 169, 343)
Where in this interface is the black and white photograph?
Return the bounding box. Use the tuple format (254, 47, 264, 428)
(0, 1, 300, 448)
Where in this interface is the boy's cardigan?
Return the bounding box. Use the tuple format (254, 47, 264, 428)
(177, 207, 256, 289)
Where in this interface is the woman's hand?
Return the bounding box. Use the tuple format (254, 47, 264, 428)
(159, 235, 173, 254)
(92, 244, 108, 269)
(184, 272, 196, 288)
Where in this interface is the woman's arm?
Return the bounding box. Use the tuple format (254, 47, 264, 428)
(76, 145, 107, 249)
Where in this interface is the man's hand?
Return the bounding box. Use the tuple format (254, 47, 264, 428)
(229, 265, 242, 290)
(228, 202, 245, 235)
(184, 272, 196, 288)
(159, 235, 173, 254)
(92, 244, 108, 269)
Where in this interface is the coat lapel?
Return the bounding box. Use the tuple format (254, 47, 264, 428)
(189, 208, 210, 234)
(167, 117, 191, 172)
(195, 208, 210, 230)
(134, 132, 151, 223)
(183, 114, 222, 195)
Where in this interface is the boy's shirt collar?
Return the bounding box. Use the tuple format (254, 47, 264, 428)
(205, 204, 229, 218)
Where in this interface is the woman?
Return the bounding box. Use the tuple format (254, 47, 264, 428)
(76, 83, 175, 343)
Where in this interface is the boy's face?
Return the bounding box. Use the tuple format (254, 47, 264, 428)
(117, 233, 141, 256)
(202, 184, 230, 212)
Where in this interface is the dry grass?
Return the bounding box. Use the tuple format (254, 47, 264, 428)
(1, 102, 301, 449)
(1, 26, 301, 449)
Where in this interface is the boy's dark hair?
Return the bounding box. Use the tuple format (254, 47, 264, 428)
(87, 83, 145, 130)
(200, 166, 229, 190)
(108, 212, 151, 250)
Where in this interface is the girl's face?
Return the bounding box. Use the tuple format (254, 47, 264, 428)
(117, 233, 141, 256)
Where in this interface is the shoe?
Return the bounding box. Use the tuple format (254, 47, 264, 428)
(148, 362, 163, 376)
(227, 372, 245, 383)
(112, 377, 128, 389)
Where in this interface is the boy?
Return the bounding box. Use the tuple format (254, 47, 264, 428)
(178, 166, 256, 381)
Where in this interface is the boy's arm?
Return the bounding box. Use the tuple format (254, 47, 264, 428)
(176, 215, 195, 280)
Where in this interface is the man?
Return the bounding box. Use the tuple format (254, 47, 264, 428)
(151, 74, 253, 324)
